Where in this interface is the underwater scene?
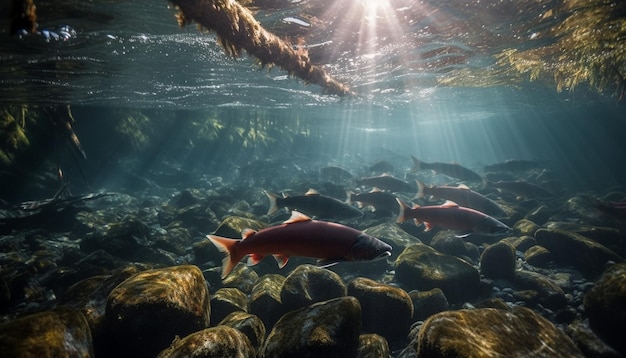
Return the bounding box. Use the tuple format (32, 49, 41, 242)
(1, 0, 625, 357)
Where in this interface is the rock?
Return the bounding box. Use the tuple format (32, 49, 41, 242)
(357, 334, 390, 358)
(218, 311, 266, 353)
(524, 245, 553, 268)
(249, 274, 287, 331)
(479, 241, 516, 280)
(347, 277, 413, 349)
(513, 219, 540, 236)
(535, 228, 621, 276)
(59, 265, 140, 355)
(414, 307, 584, 357)
(473, 297, 511, 310)
(584, 263, 626, 355)
(0, 306, 93, 357)
(261, 297, 361, 358)
(409, 288, 449, 322)
(364, 222, 421, 260)
(501, 235, 536, 252)
(395, 243, 481, 303)
(513, 270, 566, 310)
(430, 231, 479, 263)
(280, 265, 346, 313)
(566, 320, 623, 358)
(157, 326, 255, 358)
(221, 263, 259, 294)
(210, 288, 248, 325)
(105, 265, 210, 357)
(213, 216, 267, 239)
(525, 204, 555, 225)
(546, 221, 626, 258)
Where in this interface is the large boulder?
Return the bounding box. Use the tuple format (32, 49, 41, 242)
(249, 274, 287, 331)
(394, 243, 480, 303)
(0, 307, 93, 357)
(347, 277, 413, 349)
(534, 228, 621, 276)
(584, 263, 626, 355)
(414, 307, 584, 357)
(480, 241, 516, 280)
(261, 297, 361, 358)
(280, 265, 346, 313)
(157, 326, 255, 358)
(105, 265, 210, 357)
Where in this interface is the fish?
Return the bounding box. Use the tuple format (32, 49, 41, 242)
(265, 189, 363, 219)
(369, 160, 395, 174)
(484, 159, 540, 173)
(319, 165, 354, 181)
(415, 180, 506, 217)
(207, 211, 393, 278)
(487, 180, 554, 198)
(396, 198, 511, 237)
(356, 174, 416, 193)
(346, 188, 399, 214)
(410, 155, 483, 183)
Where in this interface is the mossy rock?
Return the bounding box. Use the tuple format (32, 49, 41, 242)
(0, 306, 93, 357)
(213, 216, 267, 239)
(347, 277, 413, 349)
(210, 287, 248, 325)
(105, 265, 210, 357)
(415, 307, 584, 357)
(535, 228, 621, 277)
(409, 288, 449, 322)
(280, 264, 346, 313)
(524, 245, 553, 268)
(584, 263, 626, 356)
(261, 297, 361, 358)
(357, 333, 390, 358)
(249, 274, 287, 331)
(394, 243, 480, 303)
(157, 326, 255, 358)
(513, 270, 566, 310)
(480, 241, 516, 280)
(218, 311, 266, 353)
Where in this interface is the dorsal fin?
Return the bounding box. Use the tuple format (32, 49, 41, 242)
(457, 184, 470, 190)
(381, 173, 391, 177)
(442, 200, 459, 208)
(283, 210, 312, 224)
(370, 187, 382, 193)
(305, 188, 320, 196)
(242, 228, 256, 239)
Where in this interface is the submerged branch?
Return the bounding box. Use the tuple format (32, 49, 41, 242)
(168, 0, 352, 96)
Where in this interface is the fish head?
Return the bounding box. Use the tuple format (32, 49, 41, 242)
(348, 234, 392, 261)
(475, 216, 512, 236)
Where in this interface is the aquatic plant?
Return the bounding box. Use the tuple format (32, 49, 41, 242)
(0, 105, 31, 165)
(440, 0, 626, 99)
(114, 111, 153, 150)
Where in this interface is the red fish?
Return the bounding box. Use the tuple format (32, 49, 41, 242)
(396, 199, 511, 237)
(207, 211, 392, 278)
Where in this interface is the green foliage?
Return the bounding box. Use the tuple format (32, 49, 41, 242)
(440, 0, 626, 98)
(114, 111, 152, 150)
(0, 105, 32, 165)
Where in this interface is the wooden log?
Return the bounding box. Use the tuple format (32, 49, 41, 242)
(169, 0, 352, 96)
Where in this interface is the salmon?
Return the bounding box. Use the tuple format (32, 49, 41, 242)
(265, 189, 363, 219)
(207, 211, 392, 278)
(396, 198, 511, 237)
(415, 179, 506, 217)
(411, 155, 483, 183)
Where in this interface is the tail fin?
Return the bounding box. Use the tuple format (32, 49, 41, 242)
(206, 235, 243, 279)
(414, 179, 425, 199)
(264, 190, 279, 216)
(396, 198, 409, 223)
(410, 155, 420, 173)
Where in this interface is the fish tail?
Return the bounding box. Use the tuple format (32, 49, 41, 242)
(410, 155, 420, 172)
(396, 198, 409, 223)
(414, 179, 425, 199)
(264, 190, 279, 216)
(207, 235, 243, 279)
